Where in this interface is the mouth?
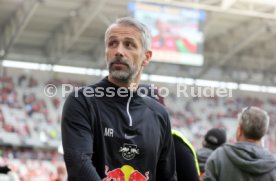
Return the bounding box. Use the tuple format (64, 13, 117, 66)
(112, 62, 127, 66)
(110, 61, 129, 69)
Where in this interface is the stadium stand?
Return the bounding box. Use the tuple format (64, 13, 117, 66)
(0, 72, 275, 180)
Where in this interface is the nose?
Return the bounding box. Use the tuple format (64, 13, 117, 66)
(115, 44, 124, 58)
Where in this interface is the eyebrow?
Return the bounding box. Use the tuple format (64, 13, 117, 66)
(108, 36, 137, 43)
(107, 36, 117, 41)
(124, 37, 136, 42)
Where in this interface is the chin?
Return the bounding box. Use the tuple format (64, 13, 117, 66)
(110, 71, 131, 82)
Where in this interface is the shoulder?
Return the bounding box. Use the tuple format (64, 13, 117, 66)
(63, 82, 103, 113)
(208, 146, 227, 162)
(65, 80, 103, 101)
(173, 134, 194, 155)
(197, 147, 213, 156)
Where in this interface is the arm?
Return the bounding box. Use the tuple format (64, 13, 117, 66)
(156, 114, 177, 181)
(173, 136, 200, 181)
(61, 92, 101, 181)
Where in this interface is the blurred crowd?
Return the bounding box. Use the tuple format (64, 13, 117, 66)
(0, 74, 276, 180)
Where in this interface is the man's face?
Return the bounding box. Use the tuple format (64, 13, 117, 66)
(105, 24, 147, 82)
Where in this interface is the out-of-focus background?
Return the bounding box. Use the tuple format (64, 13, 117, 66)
(0, 0, 276, 180)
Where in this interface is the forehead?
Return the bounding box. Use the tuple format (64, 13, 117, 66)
(107, 24, 142, 42)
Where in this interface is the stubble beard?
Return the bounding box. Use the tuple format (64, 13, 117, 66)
(108, 58, 138, 83)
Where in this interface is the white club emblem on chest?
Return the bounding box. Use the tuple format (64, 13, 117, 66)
(119, 143, 139, 160)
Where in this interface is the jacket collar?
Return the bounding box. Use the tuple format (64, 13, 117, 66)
(94, 77, 142, 101)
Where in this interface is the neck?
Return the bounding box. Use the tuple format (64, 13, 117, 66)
(237, 135, 261, 145)
(108, 75, 140, 90)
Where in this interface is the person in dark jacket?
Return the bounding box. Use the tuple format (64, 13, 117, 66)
(140, 84, 200, 181)
(197, 127, 227, 176)
(172, 129, 201, 181)
(61, 17, 176, 181)
(203, 106, 276, 181)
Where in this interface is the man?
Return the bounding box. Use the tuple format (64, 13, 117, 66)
(204, 107, 276, 181)
(197, 127, 226, 177)
(172, 129, 201, 181)
(61, 17, 176, 181)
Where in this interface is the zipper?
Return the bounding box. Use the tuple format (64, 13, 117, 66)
(126, 96, 133, 126)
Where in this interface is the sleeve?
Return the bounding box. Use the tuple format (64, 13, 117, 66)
(156, 114, 177, 181)
(61, 92, 101, 181)
(173, 136, 200, 181)
(202, 152, 218, 181)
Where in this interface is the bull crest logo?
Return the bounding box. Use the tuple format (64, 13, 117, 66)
(119, 143, 139, 160)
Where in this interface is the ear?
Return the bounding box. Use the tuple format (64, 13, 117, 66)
(142, 50, 152, 66)
(236, 124, 242, 141)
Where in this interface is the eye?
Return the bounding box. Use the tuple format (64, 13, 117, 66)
(108, 40, 118, 48)
(124, 41, 136, 49)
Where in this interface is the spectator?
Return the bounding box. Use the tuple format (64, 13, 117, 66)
(203, 106, 276, 181)
(172, 129, 201, 181)
(0, 165, 20, 181)
(56, 164, 67, 181)
(197, 128, 226, 177)
(49, 164, 67, 181)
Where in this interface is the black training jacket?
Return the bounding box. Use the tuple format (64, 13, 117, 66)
(61, 77, 176, 181)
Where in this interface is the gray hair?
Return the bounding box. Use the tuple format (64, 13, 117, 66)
(104, 17, 152, 52)
(238, 106, 270, 140)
